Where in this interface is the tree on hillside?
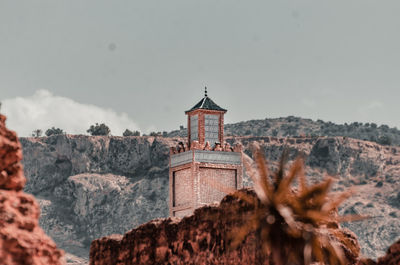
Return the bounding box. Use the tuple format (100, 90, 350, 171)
(123, 129, 140, 136)
(32, 129, 42, 137)
(87, 123, 111, 136)
(379, 124, 389, 132)
(45, 127, 65, 136)
(378, 135, 392, 146)
(149, 131, 161, 136)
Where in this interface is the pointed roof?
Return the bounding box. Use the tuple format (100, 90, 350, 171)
(185, 95, 227, 114)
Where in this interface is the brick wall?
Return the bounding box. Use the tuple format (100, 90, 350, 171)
(173, 168, 192, 207)
(199, 167, 236, 204)
(174, 208, 193, 218)
(170, 158, 243, 217)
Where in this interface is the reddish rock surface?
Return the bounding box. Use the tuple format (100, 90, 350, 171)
(0, 114, 64, 265)
(0, 115, 25, 191)
(90, 189, 360, 265)
(358, 259, 378, 265)
(357, 239, 400, 265)
(377, 239, 400, 265)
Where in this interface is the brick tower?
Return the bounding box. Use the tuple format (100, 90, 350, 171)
(169, 88, 243, 218)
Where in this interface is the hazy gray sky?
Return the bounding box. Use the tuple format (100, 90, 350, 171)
(1, 0, 400, 136)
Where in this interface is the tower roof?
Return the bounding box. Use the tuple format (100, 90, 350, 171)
(185, 88, 227, 113)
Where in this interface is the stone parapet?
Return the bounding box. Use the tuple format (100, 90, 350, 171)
(170, 150, 241, 168)
(170, 140, 242, 155)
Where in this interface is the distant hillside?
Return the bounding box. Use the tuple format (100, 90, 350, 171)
(167, 116, 400, 146)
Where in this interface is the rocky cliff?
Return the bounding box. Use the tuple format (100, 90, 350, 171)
(0, 114, 64, 265)
(20, 135, 179, 264)
(20, 135, 400, 263)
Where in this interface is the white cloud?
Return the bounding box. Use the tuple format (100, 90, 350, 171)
(1, 90, 140, 136)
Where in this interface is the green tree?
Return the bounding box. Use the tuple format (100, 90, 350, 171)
(87, 123, 111, 136)
(377, 135, 392, 146)
(379, 124, 389, 132)
(45, 127, 65, 136)
(123, 129, 140, 136)
(32, 129, 42, 137)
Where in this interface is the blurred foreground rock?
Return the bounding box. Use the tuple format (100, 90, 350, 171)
(358, 239, 400, 265)
(89, 189, 360, 265)
(377, 239, 400, 265)
(0, 114, 64, 265)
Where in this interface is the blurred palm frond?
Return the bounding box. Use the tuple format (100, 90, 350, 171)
(203, 143, 366, 265)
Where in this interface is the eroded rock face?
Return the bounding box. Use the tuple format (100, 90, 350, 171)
(20, 135, 179, 262)
(20, 135, 174, 195)
(0, 115, 25, 190)
(54, 173, 168, 243)
(89, 189, 360, 265)
(0, 114, 64, 265)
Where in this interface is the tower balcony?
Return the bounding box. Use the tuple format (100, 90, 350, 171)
(170, 148, 242, 168)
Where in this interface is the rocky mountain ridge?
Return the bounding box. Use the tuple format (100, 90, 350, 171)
(19, 134, 400, 263)
(168, 116, 400, 146)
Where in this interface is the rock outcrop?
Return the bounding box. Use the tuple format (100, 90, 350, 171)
(376, 239, 400, 265)
(358, 239, 400, 265)
(90, 189, 360, 265)
(0, 114, 64, 265)
(20, 135, 400, 262)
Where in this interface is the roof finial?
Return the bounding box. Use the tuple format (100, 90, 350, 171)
(204, 86, 208, 97)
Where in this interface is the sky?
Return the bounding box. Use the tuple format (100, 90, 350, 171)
(1, 0, 400, 136)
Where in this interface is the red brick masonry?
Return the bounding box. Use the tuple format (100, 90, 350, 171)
(187, 109, 225, 147)
(171, 104, 243, 217)
(169, 143, 243, 217)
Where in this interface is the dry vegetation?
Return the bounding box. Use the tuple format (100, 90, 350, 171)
(206, 142, 365, 265)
